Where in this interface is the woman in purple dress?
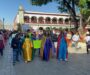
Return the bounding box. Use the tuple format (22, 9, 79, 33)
(40, 30, 52, 61)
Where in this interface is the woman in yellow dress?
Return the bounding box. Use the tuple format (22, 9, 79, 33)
(22, 34, 33, 63)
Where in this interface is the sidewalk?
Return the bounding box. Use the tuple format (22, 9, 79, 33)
(0, 42, 16, 75)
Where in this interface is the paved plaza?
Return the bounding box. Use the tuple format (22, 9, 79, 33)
(0, 41, 90, 75)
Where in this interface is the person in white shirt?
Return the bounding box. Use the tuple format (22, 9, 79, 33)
(72, 32, 80, 49)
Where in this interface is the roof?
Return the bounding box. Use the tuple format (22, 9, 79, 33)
(24, 11, 70, 16)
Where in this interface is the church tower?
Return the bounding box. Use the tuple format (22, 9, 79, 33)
(18, 5, 24, 25)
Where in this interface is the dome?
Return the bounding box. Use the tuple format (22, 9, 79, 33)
(19, 5, 24, 11)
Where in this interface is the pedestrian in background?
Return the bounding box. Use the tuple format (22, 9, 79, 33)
(0, 32, 5, 56)
(85, 30, 90, 54)
(72, 31, 80, 49)
(11, 34, 20, 65)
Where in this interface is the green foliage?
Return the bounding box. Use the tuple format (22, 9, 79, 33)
(79, 0, 90, 24)
(31, 0, 53, 6)
(83, 9, 90, 20)
(87, 0, 90, 8)
(79, 0, 87, 8)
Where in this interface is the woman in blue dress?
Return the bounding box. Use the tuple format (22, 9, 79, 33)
(57, 31, 68, 61)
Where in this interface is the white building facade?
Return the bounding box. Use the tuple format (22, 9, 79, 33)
(14, 6, 80, 30)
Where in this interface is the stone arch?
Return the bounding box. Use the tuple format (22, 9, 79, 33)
(31, 16, 37, 23)
(65, 18, 69, 24)
(52, 17, 57, 24)
(24, 16, 29, 23)
(58, 18, 63, 24)
(38, 17, 44, 23)
(45, 17, 51, 24)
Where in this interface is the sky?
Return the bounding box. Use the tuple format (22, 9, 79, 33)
(0, 0, 60, 25)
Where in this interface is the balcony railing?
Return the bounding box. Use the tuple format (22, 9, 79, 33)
(58, 22, 63, 24)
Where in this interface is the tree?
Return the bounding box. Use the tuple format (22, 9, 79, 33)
(78, 0, 90, 27)
(87, 0, 90, 8)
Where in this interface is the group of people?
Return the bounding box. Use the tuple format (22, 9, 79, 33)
(10, 28, 69, 65)
(1, 27, 90, 65)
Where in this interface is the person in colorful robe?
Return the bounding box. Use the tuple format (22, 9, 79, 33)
(40, 30, 52, 61)
(56, 30, 62, 58)
(57, 31, 68, 61)
(27, 30, 36, 60)
(22, 34, 33, 63)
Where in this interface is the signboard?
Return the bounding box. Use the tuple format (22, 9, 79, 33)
(33, 40, 41, 49)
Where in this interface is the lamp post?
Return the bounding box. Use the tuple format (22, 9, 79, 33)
(3, 18, 5, 30)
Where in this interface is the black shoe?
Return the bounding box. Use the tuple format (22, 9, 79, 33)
(16, 60, 20, 62)
(0, 55, 3, 56)
(0, 53, 3, 56)
(13, 62, 16, 66)
(13, 63, 15, 66)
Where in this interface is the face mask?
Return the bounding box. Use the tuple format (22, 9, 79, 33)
(39, 31, 43, 35)
(56, 32, 59, 35)
(53, 30, 55, 34)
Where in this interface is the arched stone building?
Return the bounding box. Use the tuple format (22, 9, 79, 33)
(14, 6, 80, 30)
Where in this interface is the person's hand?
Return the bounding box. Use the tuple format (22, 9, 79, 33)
(14, 44, 16, 46)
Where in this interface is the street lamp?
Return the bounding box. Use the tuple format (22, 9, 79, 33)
(3, 18, 5, 30)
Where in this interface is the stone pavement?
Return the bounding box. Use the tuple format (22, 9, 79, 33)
(0, 42, 16, 75)
(0, 41, 90, 75)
